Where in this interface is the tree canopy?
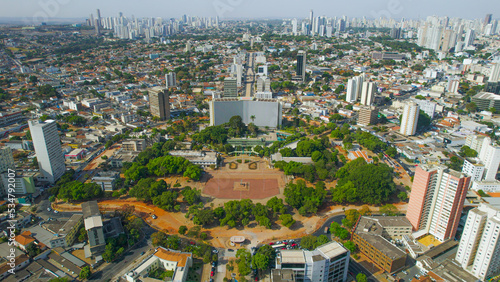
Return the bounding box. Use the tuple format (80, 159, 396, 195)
(332, 158, 395, 205)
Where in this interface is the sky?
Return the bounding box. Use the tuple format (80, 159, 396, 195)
(1, 0, 499, 21)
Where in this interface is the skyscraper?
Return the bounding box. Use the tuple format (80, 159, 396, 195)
(309, 10, 314, 33)
(165, 72, 177, 88)
(296, 51, 306, 81)
(400, 102, 420, 136)
(223, 77, 238, 98)
(406, 165, 471, 242)
(360, 82, 376, 106)
(148, 87, 170, 121)
(456, 202, 500, 280)
(95, 9, 101, 35)
(28, 120, 66, 184)
(485, 14, 493, 25)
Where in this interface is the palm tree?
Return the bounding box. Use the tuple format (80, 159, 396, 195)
(250, 115, 256, 123)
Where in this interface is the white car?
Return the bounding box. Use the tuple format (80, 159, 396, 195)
(47, 208, 51, 212)
(151, 215, 157, 219)
(54, 210, 59, 214)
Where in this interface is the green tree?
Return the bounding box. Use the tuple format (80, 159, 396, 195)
(344, 241, 357, 253)
(356, 273, 367, 282)
(397, 191, 408, 202)
(279, 214, 296, 228)
(380, 204, 399, 216)
(236, 249, 252, 276)
(79, 266, 91, 280)
(182, 187, 201, 205)
(252, 253, 270, 270)
(300, 235, 317, 250)
(178, 225, 188, 235)
(465, 102, 477, 113)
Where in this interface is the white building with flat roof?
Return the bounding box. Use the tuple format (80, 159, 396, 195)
(275, 241, 349, 282)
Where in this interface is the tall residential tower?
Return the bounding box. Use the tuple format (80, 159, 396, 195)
(28, 120, 66, 184)
(406, 165, 471, 242)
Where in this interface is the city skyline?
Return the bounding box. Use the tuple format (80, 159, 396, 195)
(1, 0, 500, 21)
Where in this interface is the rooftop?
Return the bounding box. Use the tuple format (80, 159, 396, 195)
(154, 247, 192, 267)
(81, 201, 100, 219)
(357, 233, 406, 259)
(280, 250, 306, 264)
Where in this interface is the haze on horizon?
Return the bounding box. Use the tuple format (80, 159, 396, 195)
(1, 0, 499, 21)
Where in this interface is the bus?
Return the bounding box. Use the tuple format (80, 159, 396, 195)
(272, 243, 286, 249)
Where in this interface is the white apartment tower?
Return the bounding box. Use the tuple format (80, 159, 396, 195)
(346, 79, 357, 103)
(490, 64, 500, 82)
(360, 82, 376, 106)
(465, 134, 487, 153)
(165, 72, 177, 88)
(456, 203, 500, 281)
(28, 120, 66, 184)
(479, 137, 500, 181)
(400, 102, 420, 136)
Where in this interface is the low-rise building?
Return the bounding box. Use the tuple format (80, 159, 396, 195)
(274, 241, 349, 282)
(92, 171, 120, 191)
(125, 247, 192, 282)
(169, 150, 218, 167)
(122, 139, 147, 152)
(352, 216, 409, 273)
(47, 214, 83, 248)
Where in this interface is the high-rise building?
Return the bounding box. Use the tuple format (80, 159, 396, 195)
(465, 134, 487, 153)
(447, 79, 460, 93)
(400, 102, 420, 136)
(406, 165, 471, 242)
(296, 51, 307, 81)
(292, 18, 298, 35)
(490, 64, 500, 82)
(456, 202, 500, 281)
(148, 87, 170, 121)
(478, 137, 500, 181)
(485, 14, 493, 25)
(256, 77, 271, 93)
(309, 10, 314, 33)
(357, 107, 378, 126)
(223, 77, 238, 98)
(354, 75, 364, 101)
(95, 9, 101, 35)
(360, 82, 376, 106)
(275, 241, 349, 282)
(462, 159, 485, 182)
(165, 72, 177, 88)
(28, 120, 66, 184)
(0, 147, 14, 173)
(346, 79, 357, 103)
(465, 29, 476, 47)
